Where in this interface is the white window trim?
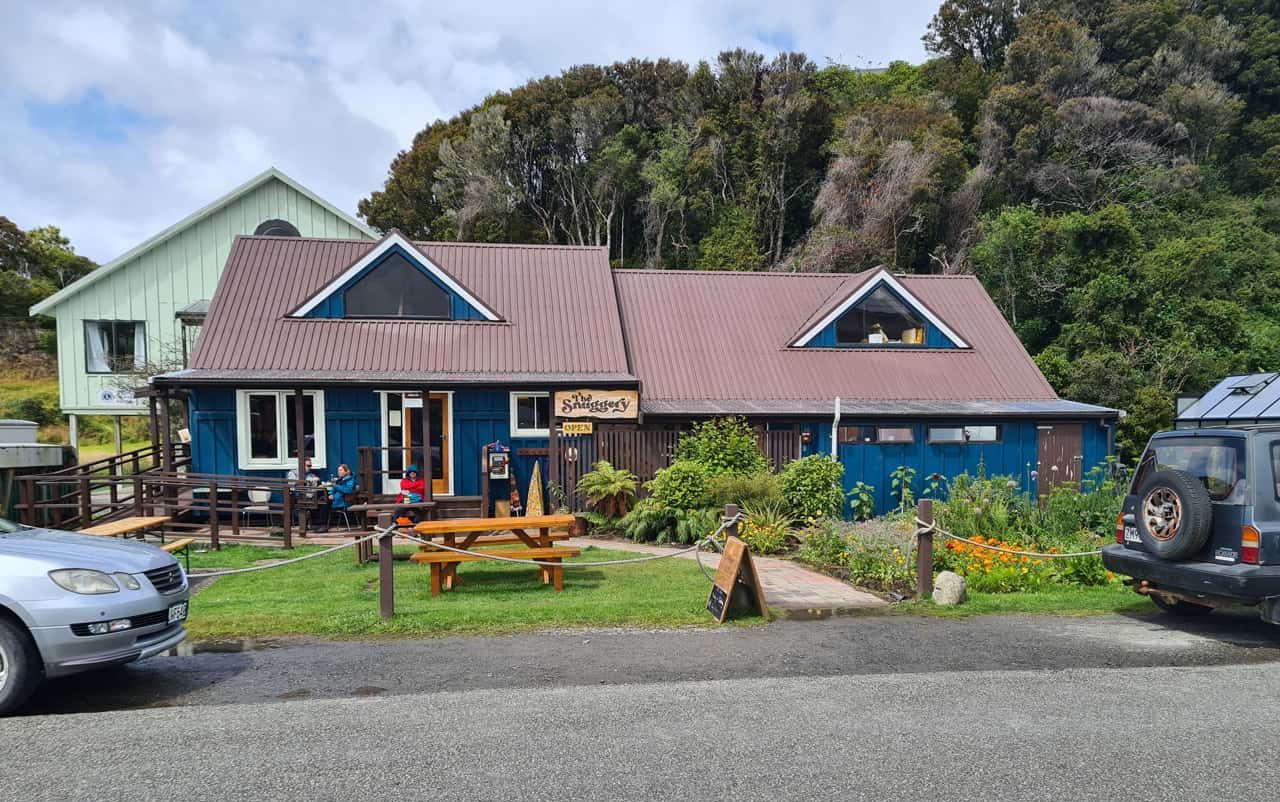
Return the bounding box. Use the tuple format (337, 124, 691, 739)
(377, 391, 455, 496)
(289, 231, 500, 320)
(235, 390, 327, 470)
(509, 392, 551, 438)
(790, 268, 970, 348)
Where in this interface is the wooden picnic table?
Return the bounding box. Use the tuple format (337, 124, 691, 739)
(80, 516, 172, 539)
(409, 514, 579, 595)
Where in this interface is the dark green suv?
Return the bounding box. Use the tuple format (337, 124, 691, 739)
(1103, 426, 1280, 624)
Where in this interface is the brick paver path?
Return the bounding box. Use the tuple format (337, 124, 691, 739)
(565, 537, 885, 615)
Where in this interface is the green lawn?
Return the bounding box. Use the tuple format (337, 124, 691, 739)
(185, 544, 745, 639)
(895, 584, 1155, 618)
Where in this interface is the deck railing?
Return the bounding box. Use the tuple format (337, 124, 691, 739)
(16, 470, 307, 548)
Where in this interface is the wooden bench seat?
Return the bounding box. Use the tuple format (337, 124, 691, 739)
(409, 546, 581, 595)
(160, 537, 196, 571)
(414, 532, 571, 550)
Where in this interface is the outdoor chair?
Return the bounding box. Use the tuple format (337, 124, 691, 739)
(242, 488, 274, 529)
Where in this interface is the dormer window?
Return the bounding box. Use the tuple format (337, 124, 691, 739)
(834, 285, 926, 346)
(343, 251, 451, 319)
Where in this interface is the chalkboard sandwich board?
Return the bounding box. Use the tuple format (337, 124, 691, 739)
(706, 536, 768, 622)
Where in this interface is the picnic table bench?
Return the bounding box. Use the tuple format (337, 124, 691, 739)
(409, 514, 579, 595)
(80, 516, 172, 539)
(80, 516, 193, 570)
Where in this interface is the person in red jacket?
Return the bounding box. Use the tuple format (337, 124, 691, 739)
(395, 465, 425, 525)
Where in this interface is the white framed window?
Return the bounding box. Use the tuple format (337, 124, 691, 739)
(84, 320, 146, 373)
(235, 390, 326, 470)
(509, 392, 551, 438)
(927, 425, 1001, 444)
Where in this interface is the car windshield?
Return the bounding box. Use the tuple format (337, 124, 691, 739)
(1134, 437, 1246, 501)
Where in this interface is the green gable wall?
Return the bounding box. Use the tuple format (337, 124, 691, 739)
(43, 174, 373, 415)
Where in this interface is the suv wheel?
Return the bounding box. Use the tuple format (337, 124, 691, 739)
(0, 617, 40, 716)
(1150, 594, 1215, 617)
(1135, 470, 1213, 560)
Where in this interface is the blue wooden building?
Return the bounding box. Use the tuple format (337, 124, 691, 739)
(152, 231, 1117, 517)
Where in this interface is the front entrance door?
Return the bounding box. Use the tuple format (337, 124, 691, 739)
(1037, 423, 1083, 498)
(383, 393, 450, 495)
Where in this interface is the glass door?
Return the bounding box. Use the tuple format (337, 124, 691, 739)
(384, 392, 450, 495)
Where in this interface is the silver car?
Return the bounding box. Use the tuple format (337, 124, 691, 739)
(0, 520, 189, 714)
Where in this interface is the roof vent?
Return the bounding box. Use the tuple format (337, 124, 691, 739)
(1229, 373, 1279, 395)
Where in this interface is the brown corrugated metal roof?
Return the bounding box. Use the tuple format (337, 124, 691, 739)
(612, 270, 1067, 409)
(190, 236, 633, 379)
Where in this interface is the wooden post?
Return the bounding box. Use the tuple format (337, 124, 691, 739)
(230, 486, 241, 537)
(18, 478, 31, 526)
(480, 444, 490, 519)
(421, 389, 433, 501)
(725, 503, 740, 540)
(293, 389, 307, 536)
(916, 498, 934, 599)
(78, 474, 90, 528)
(282, 489, 293, 549)
(112, 415, 123, 455)
(148, 397, 160, 462)
(159, 391, 174, 473)
(378, 512, 394, 620)
(208, 478, 220, 551)
(548, 396, 560, 497)
(132, 474, 143, 516)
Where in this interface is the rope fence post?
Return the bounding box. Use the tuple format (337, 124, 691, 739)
(916, 498, 934, 599)
(378, 513, 394, 620)
(724, 503, 740, 539)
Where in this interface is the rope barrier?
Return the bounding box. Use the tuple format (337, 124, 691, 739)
(915, 517, 1103, 558)
(187, 532, 383, 577)
(186, 514, 742, 579)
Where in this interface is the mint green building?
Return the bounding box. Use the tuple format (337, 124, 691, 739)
(29, 168, 375, 449)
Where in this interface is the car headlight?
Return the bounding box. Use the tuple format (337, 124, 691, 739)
(48, 568, 119, 595)
(112, 572, 141, 591)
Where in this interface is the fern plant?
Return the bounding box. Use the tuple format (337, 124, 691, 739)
(576, 460, 638, 518)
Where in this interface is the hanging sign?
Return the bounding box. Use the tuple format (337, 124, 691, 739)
(706, 536, 769, 623)
(561, 421, 594, 436)
(554, 389, 639, 420)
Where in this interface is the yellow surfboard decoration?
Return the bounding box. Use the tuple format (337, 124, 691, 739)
(526, 460, 545, 517)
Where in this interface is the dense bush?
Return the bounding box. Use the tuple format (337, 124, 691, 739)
(645, 459, 710, 510)
(780, 455, 845, 521)
(618, 498, 720, 544)
(707, 470, 782, 509)
(674, 417, 768, 476)
(797, 518, 915, 593)
(576, 460, 638, 518)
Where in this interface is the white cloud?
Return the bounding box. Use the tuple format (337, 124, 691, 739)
(0, 0, 939, 262)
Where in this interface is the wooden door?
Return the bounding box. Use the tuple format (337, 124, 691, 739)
(403, 395, 450, 495)
(1037, 423, 1083, 498)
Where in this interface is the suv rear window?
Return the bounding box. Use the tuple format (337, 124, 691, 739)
(1133, 437, 1246, 501)
(1272, 443, 1280, 501)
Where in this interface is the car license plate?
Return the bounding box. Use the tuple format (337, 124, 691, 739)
(167, 601, 188, 624)
(1123, 525, 1141, 544)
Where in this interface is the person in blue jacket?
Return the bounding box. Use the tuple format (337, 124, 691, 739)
(317, 463, 357, 532)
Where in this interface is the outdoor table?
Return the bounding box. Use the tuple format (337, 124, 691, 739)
(410, 514, 578, 592)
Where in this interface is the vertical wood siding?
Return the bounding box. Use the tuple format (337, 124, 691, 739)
(52, 177, 371, 414)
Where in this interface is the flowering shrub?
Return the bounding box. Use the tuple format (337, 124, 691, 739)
(674, 416, 768, 476)
(739, 501, 794, 554)
(938, 534, 1113, 592)
(780, 455, 845, 520)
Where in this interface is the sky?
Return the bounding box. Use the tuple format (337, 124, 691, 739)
(0, 0, 939, 263)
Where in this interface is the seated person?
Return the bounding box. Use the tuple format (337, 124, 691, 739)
(395, 465, 425, 526)
(287, 458, 322, 528)
(321, 463, 357, 531)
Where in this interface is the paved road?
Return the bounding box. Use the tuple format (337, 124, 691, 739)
(6, 662, 1280, 801)
(5, 610, 1279, 801)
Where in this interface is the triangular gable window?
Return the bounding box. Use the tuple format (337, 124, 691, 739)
(790, 269, 968, 349)
(290, 231, 499, 321)
(344, 251, 451, 319)
(834, 285, 925, 345)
